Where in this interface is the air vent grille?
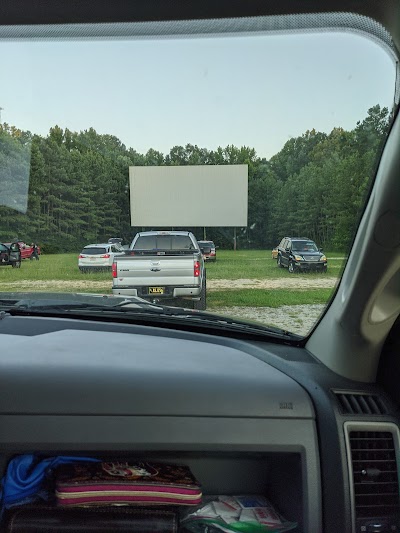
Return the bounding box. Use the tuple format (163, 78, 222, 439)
(335, 392, 388, 415)
(350, 431, 399, 518)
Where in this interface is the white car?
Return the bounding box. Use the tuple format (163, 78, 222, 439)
(78, 243, 125, 272)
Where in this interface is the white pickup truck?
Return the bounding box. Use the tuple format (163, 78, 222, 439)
(111, 231, 207, 309)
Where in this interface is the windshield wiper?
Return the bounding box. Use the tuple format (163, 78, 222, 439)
(4, 298, 300, 341)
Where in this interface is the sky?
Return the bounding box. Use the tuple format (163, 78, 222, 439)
(0, 30, 396, 159)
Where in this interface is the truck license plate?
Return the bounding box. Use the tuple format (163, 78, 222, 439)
(149, 287, 165, 294)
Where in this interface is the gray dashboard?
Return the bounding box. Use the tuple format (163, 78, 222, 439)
(0, 328, 314, 418)
(0, 317, 322, 532)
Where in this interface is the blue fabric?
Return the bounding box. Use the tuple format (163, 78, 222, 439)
(1, 455, 100, 509)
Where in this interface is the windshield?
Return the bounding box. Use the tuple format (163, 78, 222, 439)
(292, 242, 319, 253)
(0, 23, 396, 337)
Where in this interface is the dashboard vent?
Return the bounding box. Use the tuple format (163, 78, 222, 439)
(335, 392, 388, 415)
(349, 431, 399, 518)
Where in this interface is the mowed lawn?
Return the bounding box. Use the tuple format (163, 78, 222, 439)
(205, 249, 344, 279)
(0, 250, 346, 308)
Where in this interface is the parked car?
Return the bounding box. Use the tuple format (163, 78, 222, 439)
(108, 238, 123, 245)
(4, 241, 41, 260)
(112, 231, 206, 309)
(197, 240, 217, 262)
(0, 242, 21, 268)
(79, 243, 125, 272)
(277, 237, 327, 273)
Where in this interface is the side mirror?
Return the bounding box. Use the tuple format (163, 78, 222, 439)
(319, 248, 323, 252)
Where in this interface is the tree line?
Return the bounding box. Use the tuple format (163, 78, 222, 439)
(0, 105, 390, 253)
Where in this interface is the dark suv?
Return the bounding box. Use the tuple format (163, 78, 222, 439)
(277, 237, 327, 273)
(197, 240, 217, 262)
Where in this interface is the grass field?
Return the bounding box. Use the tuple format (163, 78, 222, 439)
(203, 249, 345, 279)
(0, 250, 346, 309)
(209, 288, 334, 308)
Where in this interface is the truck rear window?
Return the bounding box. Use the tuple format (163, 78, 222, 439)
(134, 235, 195, 251)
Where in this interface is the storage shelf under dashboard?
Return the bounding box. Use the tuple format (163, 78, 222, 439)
(0, 451, 305, 533)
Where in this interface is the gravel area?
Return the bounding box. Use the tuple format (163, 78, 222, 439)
(0, 279, 329, 335)
(0, 277, 338, 291)
(212, 304, 326, 336)
(208, 277, 337, 290)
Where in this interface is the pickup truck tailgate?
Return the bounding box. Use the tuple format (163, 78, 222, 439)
(114, 255, 197, 286)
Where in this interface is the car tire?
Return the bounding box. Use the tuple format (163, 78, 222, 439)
(277, 255, 283, 268)
(193, 273, 207, 311)
(288, 261, 297, 274)
(12, 261, 21, 268)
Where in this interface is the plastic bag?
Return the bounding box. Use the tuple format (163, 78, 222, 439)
(181, 495, 298, 533)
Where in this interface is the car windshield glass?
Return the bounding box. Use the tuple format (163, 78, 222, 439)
(134, 235, 195, 250)
(0, 21, 396, 337)
(292, 242, 319, 252)
(81, 248, 107, 255)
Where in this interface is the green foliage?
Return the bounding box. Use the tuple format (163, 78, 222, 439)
(0, 106, 390, 252)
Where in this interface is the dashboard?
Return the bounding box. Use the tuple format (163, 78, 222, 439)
(0, 314, 398, 533)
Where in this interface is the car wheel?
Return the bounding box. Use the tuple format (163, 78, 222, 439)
(12, 261, 21, 268)
(193, 273, 207, 311)
(288, 261, 297, 274)
(277, 255, 283, 268)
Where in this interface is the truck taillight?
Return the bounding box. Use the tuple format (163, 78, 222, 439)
(194, 261, 200, 277)
(130, 251, 135, 256)
(112, 262, 117, 278)
(100, 254, 110, 259)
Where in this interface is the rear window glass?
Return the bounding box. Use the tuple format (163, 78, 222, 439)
(134, 235, 195, 250)
(81, 247, 107, 255)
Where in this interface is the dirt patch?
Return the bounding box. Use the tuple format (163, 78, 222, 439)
(208, 277, 337, 290)
(0, 280, 111, 290)
(0, 277, 338, 292)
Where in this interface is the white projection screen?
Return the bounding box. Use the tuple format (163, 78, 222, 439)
(129, 165, 248, 227)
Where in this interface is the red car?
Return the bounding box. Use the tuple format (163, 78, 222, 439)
(4, 242, 41, 260)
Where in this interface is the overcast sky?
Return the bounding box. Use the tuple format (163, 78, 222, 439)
(0, 31, 396, 159)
